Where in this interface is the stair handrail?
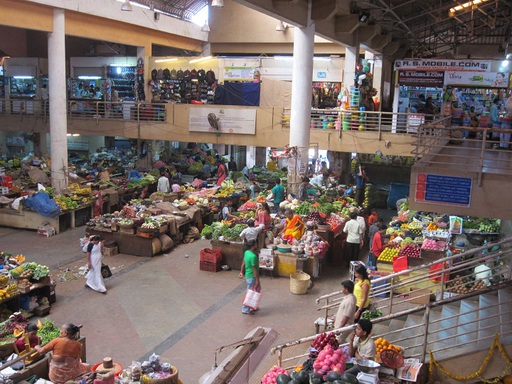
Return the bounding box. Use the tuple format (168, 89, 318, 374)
(316, 236, 512, 321)
(269, 239, 512, 369)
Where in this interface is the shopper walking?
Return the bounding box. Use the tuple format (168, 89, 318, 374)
(85, 235, 107, 294)
(270, 178, 285, 213)
(157, 171, 170, 193)
(334, 280, 357, 344)
(239, 239, 261, 315)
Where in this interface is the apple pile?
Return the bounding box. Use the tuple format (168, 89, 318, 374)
(312, 344, 347, 374)
(399, 243, 421, 258)
(309, 332, 339, 357)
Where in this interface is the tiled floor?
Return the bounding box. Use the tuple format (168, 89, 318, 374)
(0, 222, 378, 383)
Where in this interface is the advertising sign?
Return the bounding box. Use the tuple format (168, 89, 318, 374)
(415, 173, 472, 207)
(189, 107, 256, 135)
(398, 70, 445, 87)
(444, 71, 509, 88)
(394, 59, 491, 72)
(223, 66, 255, 82)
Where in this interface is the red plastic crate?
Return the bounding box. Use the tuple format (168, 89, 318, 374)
(1, 176, 12, 188)
(200, 261, 221, 272)
(200, 248, 222, 264)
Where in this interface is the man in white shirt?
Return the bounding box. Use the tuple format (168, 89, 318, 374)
(157, 171, 170, 193)
(334, 280, 357, 343)
(240, 219, 265, 244)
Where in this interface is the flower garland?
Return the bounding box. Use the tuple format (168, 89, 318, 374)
(429, 334, 512, 381)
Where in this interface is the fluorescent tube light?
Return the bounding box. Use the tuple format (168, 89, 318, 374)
(78, 76, 102, 80)
(189, 56, 213, 64)
(154, 58, 179, 63)
(13, 76, 34, 79)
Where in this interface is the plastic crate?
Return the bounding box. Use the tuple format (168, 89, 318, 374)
(200, 248, 222, 264)
(200, 261, 221, 272)
(0, 176, 12, 189)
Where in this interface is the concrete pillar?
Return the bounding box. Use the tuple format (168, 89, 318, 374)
(289, 19, 315, 194)
(344, 45, 360, 89)
(48, 9, 68, 193)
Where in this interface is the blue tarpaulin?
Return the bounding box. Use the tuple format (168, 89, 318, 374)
(214, 82, 260, 106)
(24, 192, 61, 218)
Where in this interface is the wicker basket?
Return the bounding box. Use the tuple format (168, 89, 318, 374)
(290, 271, 311, 295)
(141, 367, 178, 384)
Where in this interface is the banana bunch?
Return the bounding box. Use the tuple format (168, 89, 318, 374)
(6, 284, 17, 296)
(0, 285, 17, 301)
(216, 187, 235, 197)
(68, 184, 92, 195)
(0, 275, 8, 287)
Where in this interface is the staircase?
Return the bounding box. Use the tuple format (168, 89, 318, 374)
(262, 238, 512, 381)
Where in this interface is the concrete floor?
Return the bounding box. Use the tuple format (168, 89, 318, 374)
(0, 224, 370, 383)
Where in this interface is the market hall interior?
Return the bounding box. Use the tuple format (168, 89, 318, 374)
(0, 223, 354, 384)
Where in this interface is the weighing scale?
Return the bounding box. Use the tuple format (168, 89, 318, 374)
(357, 371, 380, 384)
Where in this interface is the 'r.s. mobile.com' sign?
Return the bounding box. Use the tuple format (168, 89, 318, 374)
(394, 59, 491, 72)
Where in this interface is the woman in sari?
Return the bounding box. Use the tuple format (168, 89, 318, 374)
(35, 323, 90, 384)
(282, 209, 305, 243)
(255, 202, 272, 230)
(216, 159, 227, 186)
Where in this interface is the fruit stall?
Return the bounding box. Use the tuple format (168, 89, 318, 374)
(0, 252, 55, 320)
(376, 209, 503, 294)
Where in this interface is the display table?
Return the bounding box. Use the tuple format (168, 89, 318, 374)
(210, 232, 266, 270)
(0, 204, 92, 234)
(86, 227, 172, 257)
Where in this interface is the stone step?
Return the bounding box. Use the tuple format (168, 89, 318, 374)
(456, 299, 479, 347)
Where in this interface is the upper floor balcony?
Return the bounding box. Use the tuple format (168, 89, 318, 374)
(0, 98, 425, 157)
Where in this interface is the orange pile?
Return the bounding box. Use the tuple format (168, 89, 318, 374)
(375, 337, 402, 356)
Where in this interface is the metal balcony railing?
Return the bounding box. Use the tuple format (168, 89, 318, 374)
(268, 237, 512, 371)
(413, 119, 512, 185)
(281, 108, 438, 138)
(0, 98, 167, 123)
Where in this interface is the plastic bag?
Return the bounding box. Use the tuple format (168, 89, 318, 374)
(242, 289, 262, 310)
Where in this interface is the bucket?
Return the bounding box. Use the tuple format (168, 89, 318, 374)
(290, 271, 311, 295)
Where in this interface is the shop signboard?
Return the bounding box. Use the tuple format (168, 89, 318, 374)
(189, 107, 256, 134)
(223, 66, 255, 82)
(444, 71, 509, 88)
(415, 173, 472, 207)
(398, 70, 444, 87)
(394, 59, 491, 72)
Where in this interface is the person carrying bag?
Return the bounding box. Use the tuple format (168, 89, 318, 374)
(239, 239, 261, 315)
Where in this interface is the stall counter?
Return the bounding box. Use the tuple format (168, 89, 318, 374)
(0, 204, 92, 234)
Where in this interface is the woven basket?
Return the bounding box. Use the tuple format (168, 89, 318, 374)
(290, 271, 311, 295)
(141, 367, 178, 384)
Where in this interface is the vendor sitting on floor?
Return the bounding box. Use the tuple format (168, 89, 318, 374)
(281, 209, 305, 243)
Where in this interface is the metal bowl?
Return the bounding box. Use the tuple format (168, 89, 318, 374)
(356, 359, 380, 374)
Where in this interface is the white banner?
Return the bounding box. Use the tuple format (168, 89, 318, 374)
(394, 59, 491, 72)
(189, 107, 257, 135)
(444, 71, 509, 88)
(223, 67, 255, 81)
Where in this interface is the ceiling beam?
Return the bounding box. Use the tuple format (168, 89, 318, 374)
(357, 25, 380, 44)
(383, 41, 400, 57)
(334, 14, 360, 34)
(311, 0, 340, 21)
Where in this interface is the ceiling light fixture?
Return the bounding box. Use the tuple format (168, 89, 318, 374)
(275, 21, 288, 32)
(154, 58, 179, 63)
(201, 20, 210, 32)
(121, 0, 132, 11)
(448, 0, 488, 17)
(211, 0, 224, 7)
(189, 55, 213, 64)
(359, 11, 370, 23)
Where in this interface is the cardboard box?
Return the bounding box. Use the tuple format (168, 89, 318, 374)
(409, 288, 432, 305)
(104, 246, 119, 257)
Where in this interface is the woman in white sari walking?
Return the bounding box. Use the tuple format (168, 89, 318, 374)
(85, 235, 107, 294)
